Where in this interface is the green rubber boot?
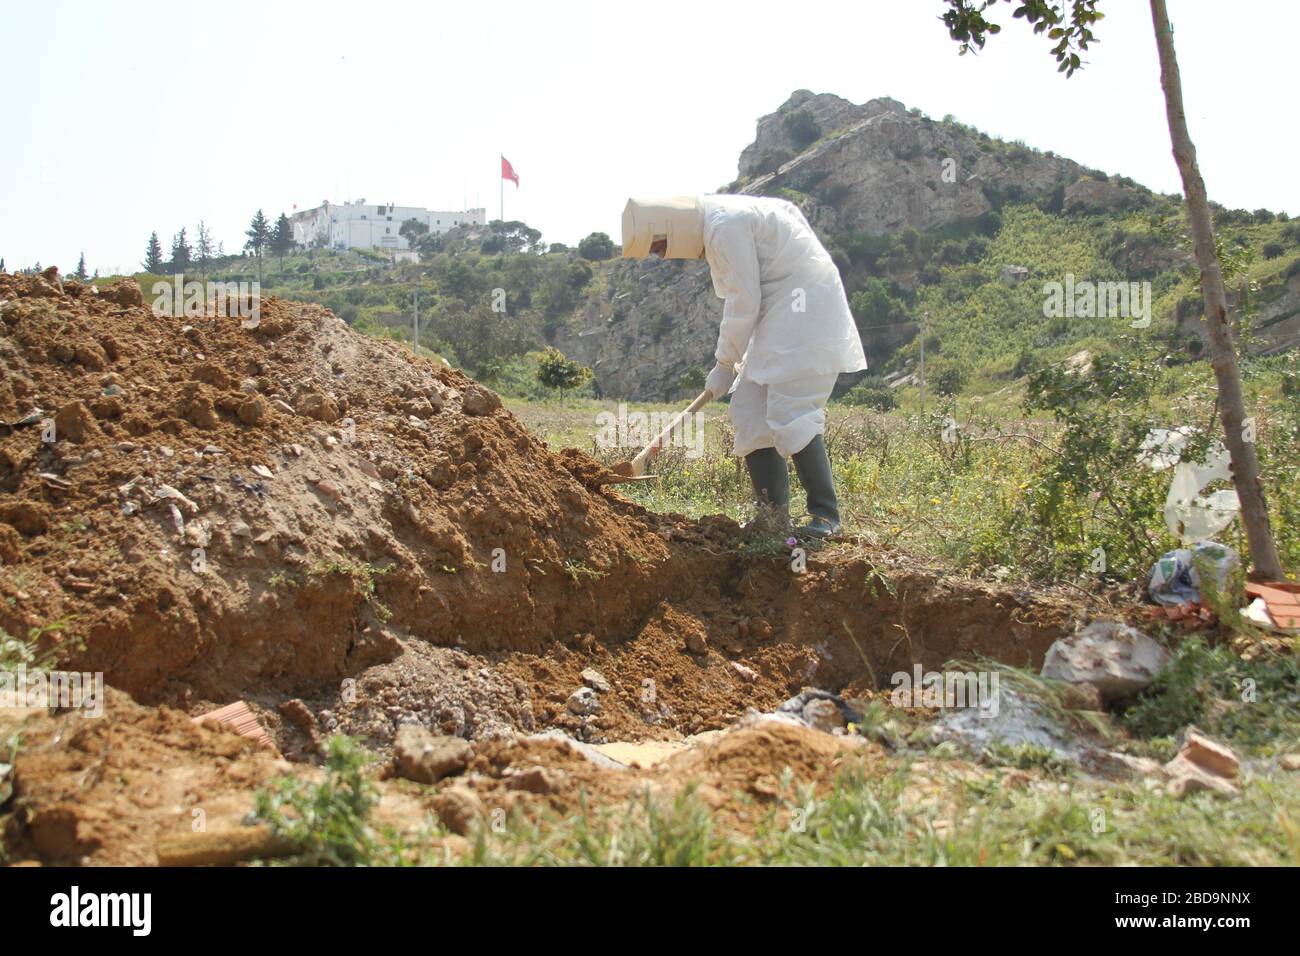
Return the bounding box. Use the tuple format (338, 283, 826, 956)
(791, 434, 841, 539)
(744, 446, 791, 536)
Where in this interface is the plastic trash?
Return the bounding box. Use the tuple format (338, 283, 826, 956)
(1148, 541, 1240, 607)
(1137, 428, 1240, 541)
(1240, 597, 1276, 629)
(1163, 442, 1239, 540)
(1137, 426, 1194, 470)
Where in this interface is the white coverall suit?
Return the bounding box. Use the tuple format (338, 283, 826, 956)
(621, 195, 867, 534)
(699, 194, 867, 456)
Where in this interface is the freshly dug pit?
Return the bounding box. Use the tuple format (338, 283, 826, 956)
(0, 270, 1088, 735)
(0, 270, 1111, 866)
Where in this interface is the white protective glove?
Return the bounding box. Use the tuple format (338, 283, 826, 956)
(705, 362, 737, 400)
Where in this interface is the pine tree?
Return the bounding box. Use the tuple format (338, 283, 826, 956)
(270, 213, 295, 273)
(195, 221, 214, 275)
(245, 209, 270, 284)
(170, 228, 192, 275)
(143, 232, 165, 274)
(74, 253, 88, 281)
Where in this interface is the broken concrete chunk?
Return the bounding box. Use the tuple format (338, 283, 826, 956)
(461, 384, 501, 416)
(1161, 728, 1241, 799)
(1040, 620, 1170, 704)
(731, 661, 758, 682)
(155, 484, 199, 513)
(566, 687, 601, 716)
(1176, 728, 1239, 779)
(580, 668, 610, 693)
(1164, 756, 1240, 799)
(392, 724, 472, 784)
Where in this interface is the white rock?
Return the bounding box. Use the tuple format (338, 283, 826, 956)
(567, 687, 601, 716)
(1041, 620, 1170, 704)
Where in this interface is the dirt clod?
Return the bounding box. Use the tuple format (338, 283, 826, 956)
(392, 725, 473, 784)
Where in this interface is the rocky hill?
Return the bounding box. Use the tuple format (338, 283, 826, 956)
(559, 90, 1298, 402)
(559, 90, 1115, 400)
(734, 89, 1089, 236)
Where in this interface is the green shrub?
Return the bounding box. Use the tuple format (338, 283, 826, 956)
(841, 383, 897, 410)
(252, 736, 416, 866)
(1123, 637, 1300, 754)
(932, 365, 966, 396)
(782, 110, 822, 150)
(578, 232, 616, 261)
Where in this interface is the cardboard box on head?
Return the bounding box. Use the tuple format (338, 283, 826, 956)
(621, 196, 705, 259)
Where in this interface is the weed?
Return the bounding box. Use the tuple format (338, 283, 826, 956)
(251, 736, 422, 866)
(562, 560, 607, 583)
(1122, 635, 1300, 753)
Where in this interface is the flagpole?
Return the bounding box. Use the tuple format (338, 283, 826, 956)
(499, 154, 504, 222)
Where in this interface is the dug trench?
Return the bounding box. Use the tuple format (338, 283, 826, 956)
(0, 269, 1099, 864)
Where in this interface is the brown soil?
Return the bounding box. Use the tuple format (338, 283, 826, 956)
(0, 268, 1109, 865)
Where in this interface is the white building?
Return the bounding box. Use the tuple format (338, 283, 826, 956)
(290, 200, 487, 252)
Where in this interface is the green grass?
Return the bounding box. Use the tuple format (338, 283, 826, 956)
(306, 559, 393, 621)
(1122, 636, 1300, 755)
(247, 723, 1299, 867)
(505, 345, 1300, 585)
(454, 761, 1299, 866)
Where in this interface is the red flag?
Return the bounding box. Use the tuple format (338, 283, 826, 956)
(501, 155, 520, 187)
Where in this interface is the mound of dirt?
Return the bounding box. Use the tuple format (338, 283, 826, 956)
(2, 268, 1106, 864)
(4, 688, 289, 866)
(0, 269, 688, 704)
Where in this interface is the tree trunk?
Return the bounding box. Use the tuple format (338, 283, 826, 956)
(1149, 0, 1284, 581)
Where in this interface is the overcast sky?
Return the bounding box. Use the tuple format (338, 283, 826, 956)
(1, 0, 1295, 275)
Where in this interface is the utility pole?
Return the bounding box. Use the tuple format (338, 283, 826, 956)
(918, 311, 928, 414)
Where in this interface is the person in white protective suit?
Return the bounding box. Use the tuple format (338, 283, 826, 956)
(621, 195, 867, 538)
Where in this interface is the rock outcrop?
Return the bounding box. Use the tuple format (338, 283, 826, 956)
(732, 89, 1085, 237)
(563, 90, 1094, 400)
(555, 258, 716, 401)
